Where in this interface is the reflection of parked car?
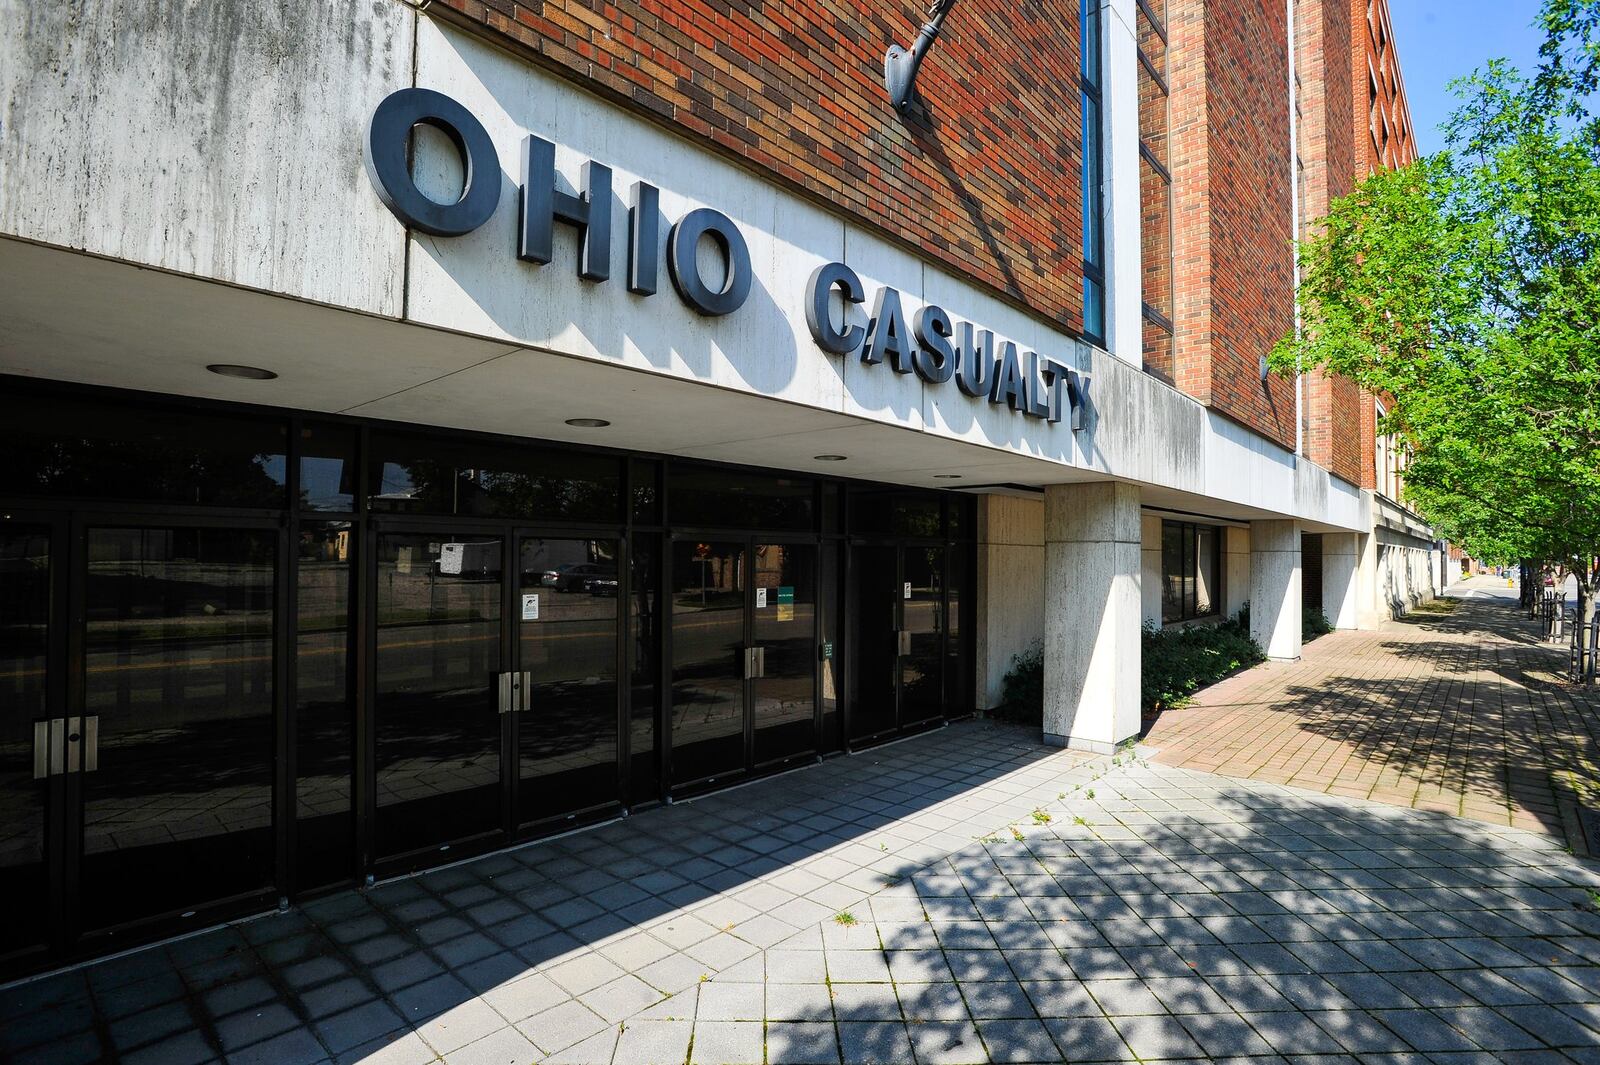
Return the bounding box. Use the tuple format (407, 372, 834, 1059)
(548, 563, 614, 591)
(538, 563, 575, 587)
(586, 575, 618, 596)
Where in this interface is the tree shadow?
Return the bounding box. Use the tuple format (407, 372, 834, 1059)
(728, 765, 1600, 1063)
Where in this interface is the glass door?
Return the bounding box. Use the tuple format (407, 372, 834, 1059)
(848, 544, 899, 741)
(79, 526, 278, 934)
(900, 545, 945, 725)
(374, 532, 504, 861)
(0, 522, 58, 963)
(669, 540, 747, 786)
(516, 537, 621, 828)
(848, 543, 948, 743)
(750, 543, 817, 768)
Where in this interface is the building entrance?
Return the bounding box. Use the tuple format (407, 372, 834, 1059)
(668, 539, 818, 793)
(1, 516, 278, 973)
(371, 529, 623, 870)
(848, 543, 950, 743)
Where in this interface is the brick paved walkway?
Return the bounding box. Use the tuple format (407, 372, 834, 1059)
(1145, 576, 1600, 852)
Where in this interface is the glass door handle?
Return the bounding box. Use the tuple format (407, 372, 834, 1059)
(32, 718, 61, 780)
(896, 630, 912, 655)
(497, 671, 533, 713)
(753, 646, 766, 678)
(83, 715, 99, 772)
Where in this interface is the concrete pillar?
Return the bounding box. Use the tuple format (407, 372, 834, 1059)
(1249, 519, 1302, 660)
(1322, 532, 1360, 630)
(1355, 530, 1382, 628)
(1044, 481, 1142, 753)
(1222, 526, 1250, 620)
(1139, 513, 1163, 628)
(975, 494, 1045, 710)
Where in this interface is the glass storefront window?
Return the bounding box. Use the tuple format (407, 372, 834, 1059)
(299, 423, 358, 512)
(847, 488, 944, 538)
(0, 394, 286, 507)
(631, 458, 661, 525)
(668, 466, 814, 531)
(369, 431, 622, 522)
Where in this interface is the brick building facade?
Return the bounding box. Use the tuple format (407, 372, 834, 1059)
(0, 0, 1437, 976)
(430, 0, 1088, 334)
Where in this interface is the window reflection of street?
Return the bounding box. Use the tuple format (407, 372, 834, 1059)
(375, 535, 502, 858)
(0, 528, 51, 956)
(79, 528, 276, 932)
(519, 539, 619, 824)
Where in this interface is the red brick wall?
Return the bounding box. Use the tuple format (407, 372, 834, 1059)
(1168, 0, 1297, 451)
(427, 0, 1086, 333)
(1295, 0, 1364, 487)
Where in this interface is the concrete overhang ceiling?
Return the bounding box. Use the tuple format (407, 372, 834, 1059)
(0, 236, 1347, 530)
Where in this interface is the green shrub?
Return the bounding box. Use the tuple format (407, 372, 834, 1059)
(995, 640, 1043, 725)
(1303, 607, 1332, 641)
(992, 609, 1268, 727)
(1142, 609, 1265, 714)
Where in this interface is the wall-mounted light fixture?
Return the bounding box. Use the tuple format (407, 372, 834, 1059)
(884, 0, 960, 116)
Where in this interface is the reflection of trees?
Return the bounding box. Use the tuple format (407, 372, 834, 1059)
(380, 461, 619, 520)
(1, 437, 283, 507)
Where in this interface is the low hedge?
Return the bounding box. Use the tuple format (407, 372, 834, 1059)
(1141, 610, 1265, 714)
(993, 608, 1267, 725)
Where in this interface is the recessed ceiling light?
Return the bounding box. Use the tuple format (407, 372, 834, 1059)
(934, 474, 961, 479)
(207, 363, 277, 380)
(813, 454, 847, 461)
(565, 418, 611, 428)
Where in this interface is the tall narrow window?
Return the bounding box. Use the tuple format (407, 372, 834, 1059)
(1080, 0, 1106, 344)
(1160, 520, 1223, 623)
(1137, 0, 1174, 381)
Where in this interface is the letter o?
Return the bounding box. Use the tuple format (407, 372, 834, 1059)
(364, 88, 500, 237)
(667, 208, 752, 317)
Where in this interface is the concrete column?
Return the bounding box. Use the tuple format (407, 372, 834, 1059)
(1139, 513, 1163, 628)
(1222, 526, 1250, 619)
(1044, 481, 1142, 753)
(1249, 519, 1302, 660)
(1355, 529, 1382, 628)
(975, 494, 1045, 710)
(1322, 532, 1360, 630)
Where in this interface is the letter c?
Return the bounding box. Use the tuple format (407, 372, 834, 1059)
(805, 262, 866, 354)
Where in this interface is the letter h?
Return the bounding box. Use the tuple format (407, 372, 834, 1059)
(519, 135, 611, 281)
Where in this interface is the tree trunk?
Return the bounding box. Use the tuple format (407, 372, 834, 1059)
(1574, 566, 1597, 683)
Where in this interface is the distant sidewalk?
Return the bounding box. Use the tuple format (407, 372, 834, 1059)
(1144, 576, 1600, 856)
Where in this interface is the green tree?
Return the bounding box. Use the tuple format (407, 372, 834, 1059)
(1271, 1, 1600, 675)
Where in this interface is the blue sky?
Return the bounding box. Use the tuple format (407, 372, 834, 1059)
(1387, 1, 1546, 155)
